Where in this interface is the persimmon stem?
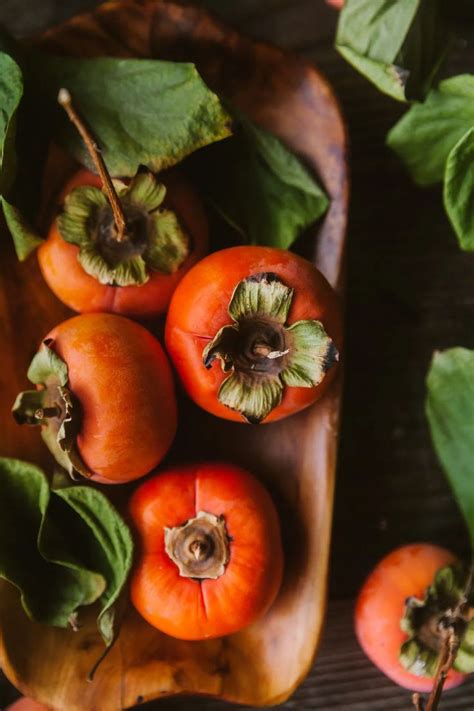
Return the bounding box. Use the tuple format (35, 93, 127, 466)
(57, 88, 127, 242)
(35, 406, 60, 420)
(412, 693, 424, 711)
(410, 564, 474, 711)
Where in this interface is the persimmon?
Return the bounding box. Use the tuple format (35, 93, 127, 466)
(12, 313, 177, 484)
(355, 543, 472, 692)
(129, 462, 283, 640)
(7, 699, 50, 711)
(37, 90, 208, 318)
(165, 245, 341, 424)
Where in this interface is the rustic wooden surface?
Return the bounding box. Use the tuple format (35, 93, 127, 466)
(1, 0, 474, 709)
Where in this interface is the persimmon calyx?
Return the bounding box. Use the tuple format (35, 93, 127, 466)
(400, 563, 474, 676)
(12, 339, 90, 481)
(57, 171, 190, 286)
(164, 511, 230, 580)
(202, 272, 338, 423)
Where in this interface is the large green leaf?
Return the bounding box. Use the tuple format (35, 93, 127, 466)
(0, 458, 104, 627)
(38, 54, 231, 178)
(189, 117, 328, 249)
(0, 53, 23, 195)
(426, 349, 474, 546)
(443, 127, 474, 251)
(336, 0, 450, 102)
(387, 75, 474, 185)
(56, 486, 134, 646)
(0, 458, 134, 645)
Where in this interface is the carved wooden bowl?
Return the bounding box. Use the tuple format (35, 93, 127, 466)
(0, 2, 348, 709)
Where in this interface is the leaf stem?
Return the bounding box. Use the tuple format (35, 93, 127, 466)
(57, 88, 127, 242)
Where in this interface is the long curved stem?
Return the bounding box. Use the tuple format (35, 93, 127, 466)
(58, 88, 127, 242)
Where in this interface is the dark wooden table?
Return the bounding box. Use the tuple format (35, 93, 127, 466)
(1, 1, 474, 708)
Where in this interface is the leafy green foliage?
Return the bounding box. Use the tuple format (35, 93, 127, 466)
(38, 54, 231, 178)
(1, 196, 43, 260)
(443, 127, 474, 251)
(0, 457, 134, 646)
(387, 75, 474, 185)
(336, 0, 450, 101)
(0, 53, 22, 195)
(56, 487, 134, 645)
(189, 116, 328, 250)
(0, 30, 231, 260)
(426, 349, 474, 547)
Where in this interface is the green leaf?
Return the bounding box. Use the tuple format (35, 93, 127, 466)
(228, 273, 293, 324)
(387, 75, 474, 185)
(27, 339, 69, 387)
(37, 54, 231, 178)
(58, 185, 108, 246)
(122, 172, 166, 212)
(147, 209, 190, 274)
(55, 486, 134, 645)
(282, 320, 338, 387)
(0, 457, 133, 646)
(218, 371, 283, 424)
(336, 0, 450, 102)
(0, 458, 104, 627)
(78, 244, 149, 287)
(426, 348, 474, 546)
(1, 196, 43, 261)
(189, 116, 328, 249)
(0, 53, 23, 195)
(443, 127, 474, 250)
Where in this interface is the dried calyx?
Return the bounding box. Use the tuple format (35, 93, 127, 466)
(202, 272, 338, 423)
(400, 563, 474, 677)
(12, 340, 89, 480)
(57, 88, 189, 287)
(164, 511, 230, 580)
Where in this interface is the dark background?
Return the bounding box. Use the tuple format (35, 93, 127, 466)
(1, 1, 474, 708)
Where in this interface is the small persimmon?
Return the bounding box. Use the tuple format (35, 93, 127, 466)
(38, 167, 208, 317)
(165, 245, 341, 424)
(12, 313, 177, 484)
(37, 90, 208, 318)
(129, 462, 283, 640)
(355, 543, 471, 692)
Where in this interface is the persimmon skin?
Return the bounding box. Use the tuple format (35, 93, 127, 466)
(45, 313, 177, 484)
(37, 168, 209, 317)
(129, 462, 283, 640)
(355, 543, 465, 692)
(7, 699, 50, 711)
(165, 246, 342, 423)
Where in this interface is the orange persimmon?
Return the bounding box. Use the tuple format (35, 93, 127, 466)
(13, 313, 177, 484)
(129, 462, 283, 640)
(37, 167, 209, 318)
(7, 699, 50, 711)
(165, 246, 341, 424)
(355, 543, 467, 692)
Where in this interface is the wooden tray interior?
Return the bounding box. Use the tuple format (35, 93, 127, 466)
(0, 2, 348, 709)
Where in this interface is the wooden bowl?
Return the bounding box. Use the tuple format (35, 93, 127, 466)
(0, 2, 348, 709)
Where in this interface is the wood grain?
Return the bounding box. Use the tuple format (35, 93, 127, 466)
(0, 2, 348, 709)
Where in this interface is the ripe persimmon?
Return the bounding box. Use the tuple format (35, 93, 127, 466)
(355, 543, 470, 692)
(165, 246, 341, 424)
(37, 90, 208, 318)
(129, 462, 283, 640)
(38, 167, 208, 317)
(12, 313, 177, 484)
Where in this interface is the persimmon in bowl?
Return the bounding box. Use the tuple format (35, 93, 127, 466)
(129, 462, 283, 640)
(0, 1, 348, 709)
